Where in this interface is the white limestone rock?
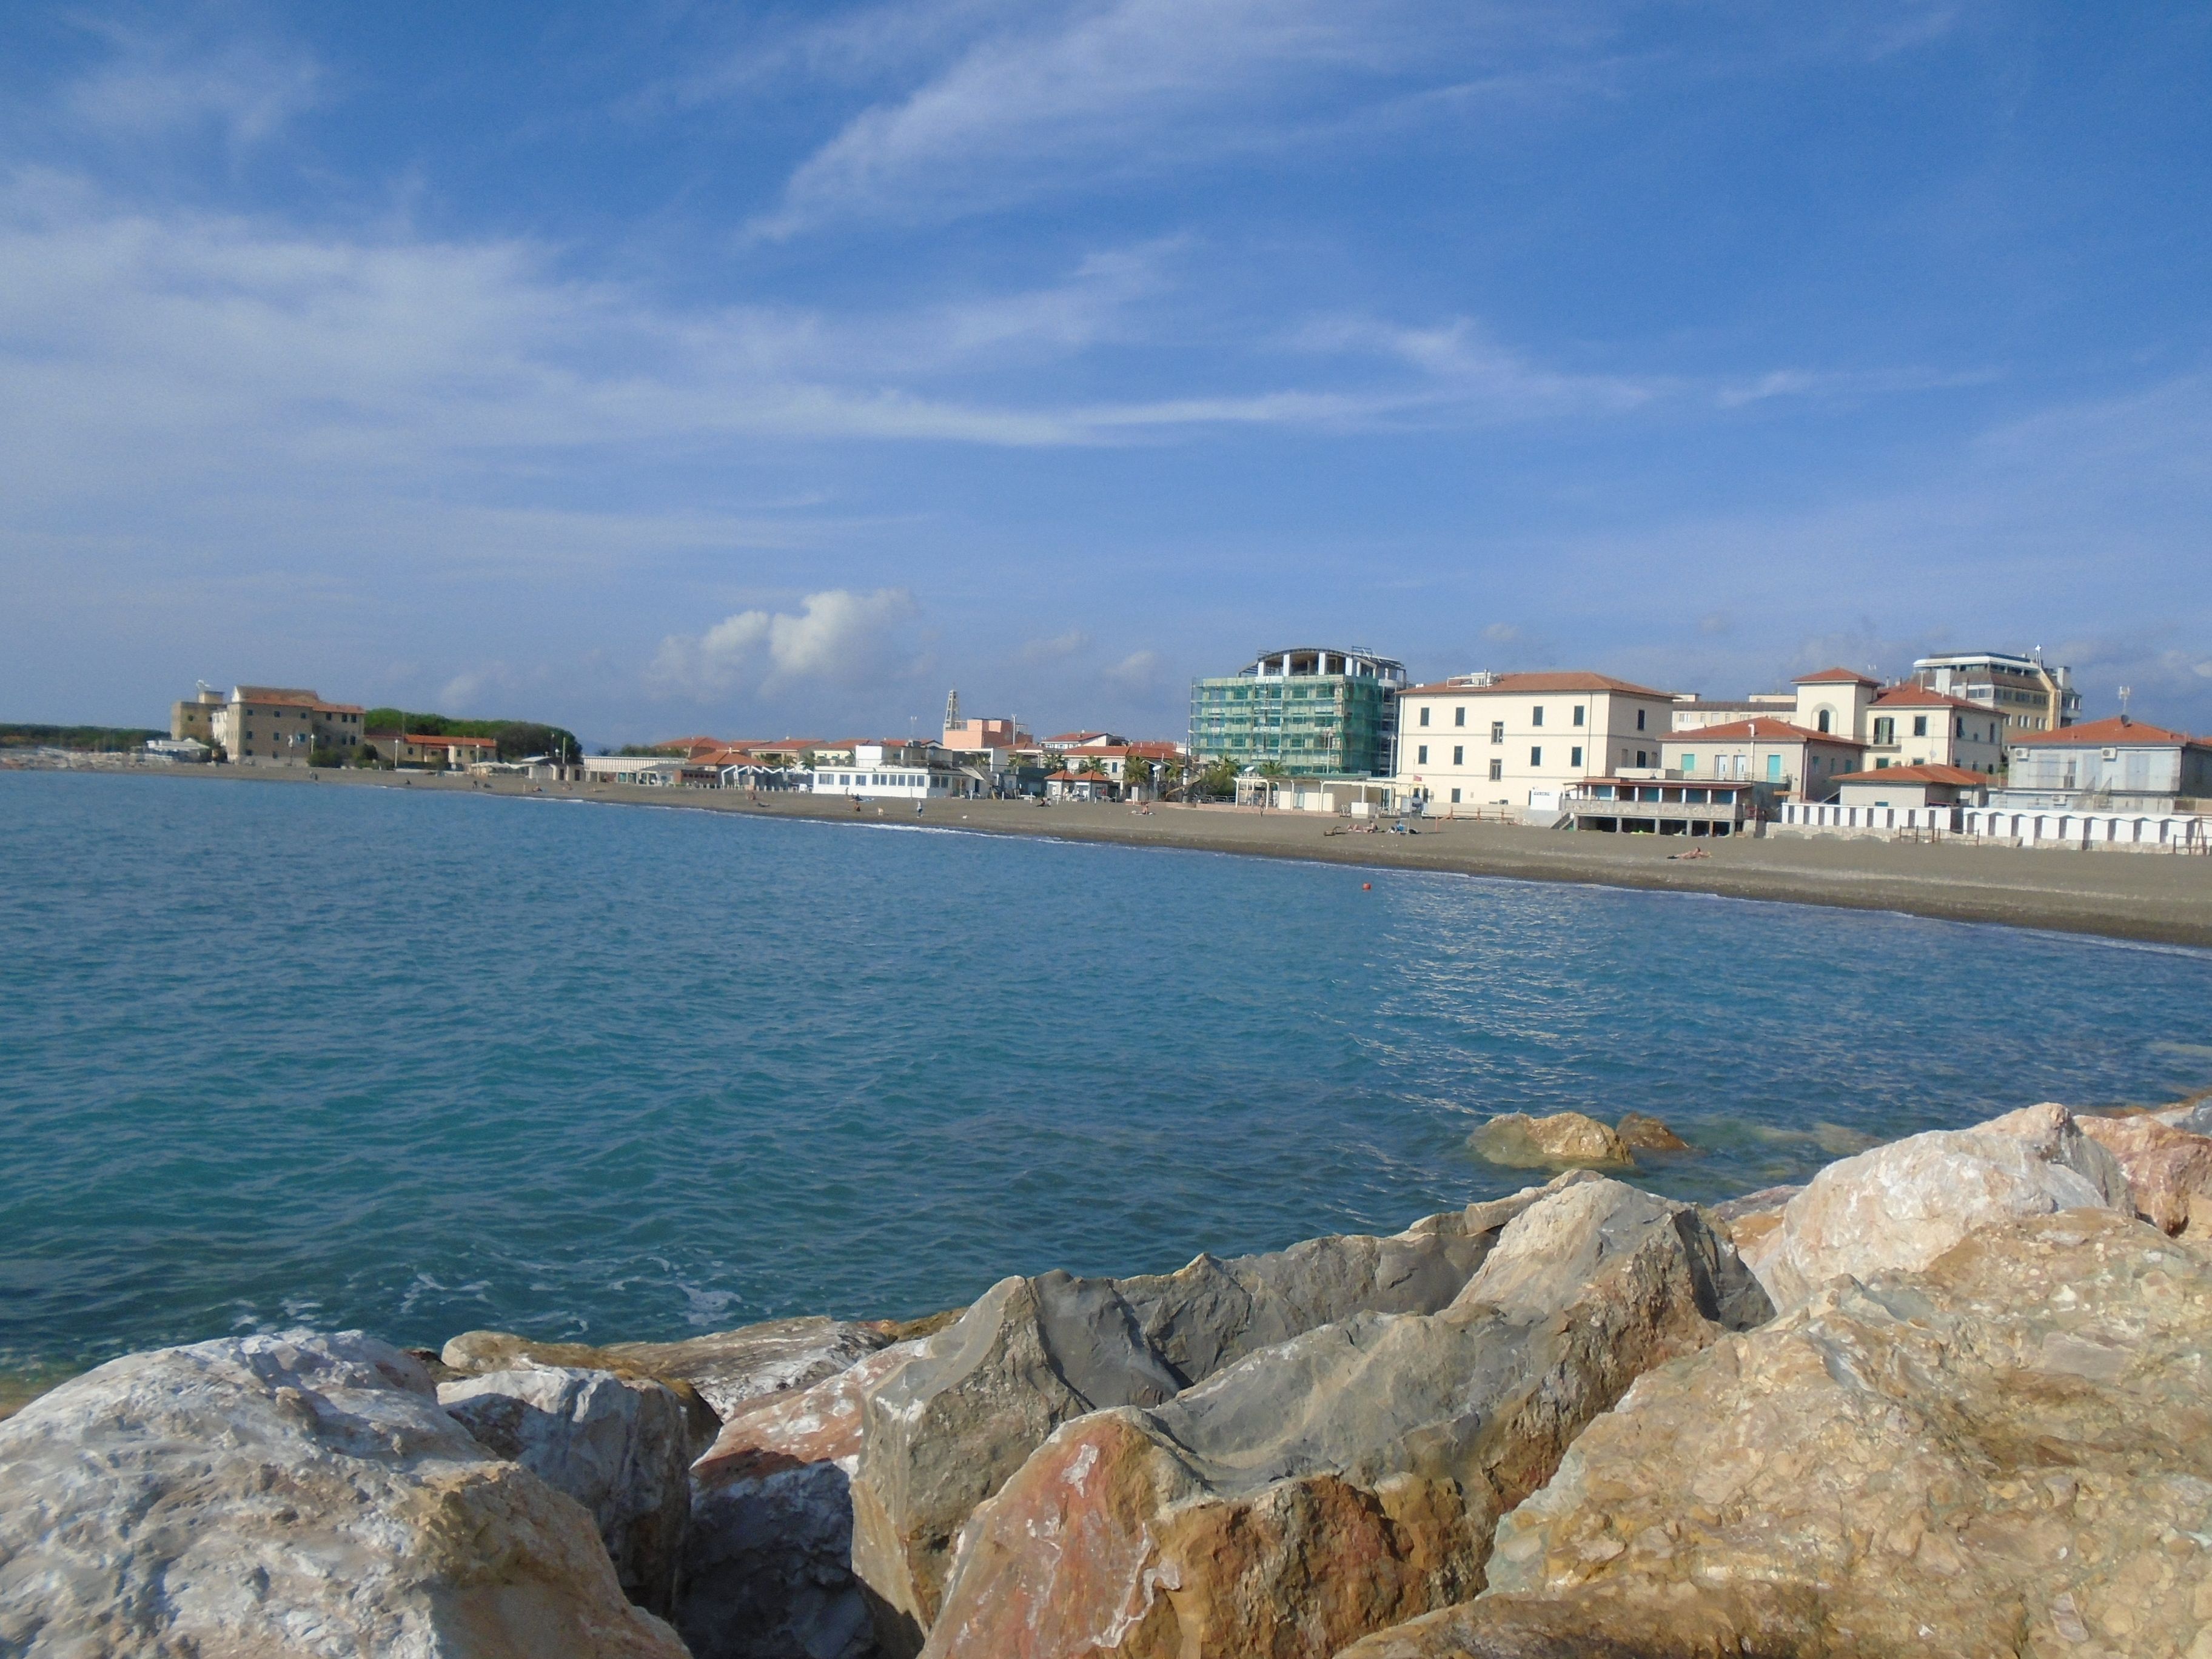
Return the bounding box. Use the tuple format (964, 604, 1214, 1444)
(0, 1330, 688, 1659)
(438, 1364, 693, 1617)
(1758, 1101, 2131, 1308)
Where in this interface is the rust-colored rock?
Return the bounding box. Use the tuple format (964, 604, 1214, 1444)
(1341, 1208, 2212, 1659)
(2080, 1112, 2212, 1236)
(920, 1180, 1768, 1659)
(1614, 1113, 1692, 1155)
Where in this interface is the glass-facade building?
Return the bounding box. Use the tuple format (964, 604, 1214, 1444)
(1188, 646, 1407, 778)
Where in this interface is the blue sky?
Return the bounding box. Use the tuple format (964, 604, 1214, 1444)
(3, 2, 2209, 745)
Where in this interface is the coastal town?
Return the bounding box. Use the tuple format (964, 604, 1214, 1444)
(14, 641, 2205, 854)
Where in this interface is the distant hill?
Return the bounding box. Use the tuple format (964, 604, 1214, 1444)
(361, 709, 580, 762)
(0, 724, 164, 751)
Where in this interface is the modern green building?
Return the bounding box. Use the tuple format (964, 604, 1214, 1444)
(1188, 646, 1407, 779)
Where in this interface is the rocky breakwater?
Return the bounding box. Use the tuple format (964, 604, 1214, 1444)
(919, 1179, 1769, 1659)
(13, 1094, 2212, 1659)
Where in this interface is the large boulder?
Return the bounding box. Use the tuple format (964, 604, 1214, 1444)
(848, 1179, 1595, 1652)
(920, 1180, 1770, 1659)
(443, 1313, 892, 1423)
(2081, 1113, 2212, 1236)
(680, 1341, 925, 1659)
(1754, 1101, 2130, 1307)
(1467, 1112, 1632, 1170)
(1342, 1207, 2212, 1658)
(0, 1330, 688, 1659)
(438, 1365, 692, 1617)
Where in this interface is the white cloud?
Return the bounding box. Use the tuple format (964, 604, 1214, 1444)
(650, 588, 922, 698)
(1481, 622, 1520, 643)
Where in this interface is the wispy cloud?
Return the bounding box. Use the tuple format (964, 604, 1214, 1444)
(62, 24, 323, 149)
(1019, 629, 1091, 663)
(747, 0, 1536, 238)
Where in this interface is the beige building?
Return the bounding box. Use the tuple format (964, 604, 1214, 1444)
(367, 731, 500, 768)
(173, 685, 367, 766)
(1392, 672, 1679, 809)
(1662, 716, 1865, 800)
(1786, 667, 1883, 742)
(1831, 763, 1990, 810)
(1669, 694, 1795, 731)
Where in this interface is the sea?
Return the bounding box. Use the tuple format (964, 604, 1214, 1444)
(5, 768, 2211, 1390)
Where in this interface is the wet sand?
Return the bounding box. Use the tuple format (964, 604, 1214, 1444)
(130, 767, 2212, 949)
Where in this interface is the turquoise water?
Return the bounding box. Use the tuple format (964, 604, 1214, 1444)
(5, 769, 2211, 1379)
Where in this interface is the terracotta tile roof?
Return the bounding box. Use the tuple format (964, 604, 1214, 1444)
(2007, 714, 2207, 748)
(1399, 671, 1677, 699)
(1792, 666, 1882, 686)
(1831, 763, 1989, 786)
(1872, 684, 1986, 712)
(233, 685, 323, 705)
(1666, 717, 1863, 745)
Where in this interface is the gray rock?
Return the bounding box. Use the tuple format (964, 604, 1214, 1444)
(920, 1180, 1771, 1659)
(438, 1364, 692, 1617)
(849, 1176, 1596, 1654)
(0, 1330, 688, 1659)
(680, 1342, 925, 1659)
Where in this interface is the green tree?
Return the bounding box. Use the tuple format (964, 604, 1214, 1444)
(1196, 758, 1240, 800)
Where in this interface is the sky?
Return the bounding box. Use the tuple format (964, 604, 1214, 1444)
(2, 2, 2209, 746)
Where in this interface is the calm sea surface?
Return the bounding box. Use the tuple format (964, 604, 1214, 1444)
(5, 769, 2211, 1381)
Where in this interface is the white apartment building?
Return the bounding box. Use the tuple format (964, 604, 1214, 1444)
(1911, 650, 2079, 736)
(1392, 672, 1679, 809)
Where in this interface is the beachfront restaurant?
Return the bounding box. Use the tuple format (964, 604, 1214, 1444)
(1564, 779, 1751, 836)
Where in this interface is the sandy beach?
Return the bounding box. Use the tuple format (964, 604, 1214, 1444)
(110, 765, 2212, 949)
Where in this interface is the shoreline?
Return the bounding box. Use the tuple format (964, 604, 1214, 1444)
(48, 762, 2212, 949)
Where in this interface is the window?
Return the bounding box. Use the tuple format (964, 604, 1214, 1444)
(1454, 706, 1466, 727)
(1418, 707, 1430, 727)
(1416, 745, 1427, 764)
(1873, 717, 1894, 744)
(1681, 752, 1696, 773)
(1767, 754, 1783, 780)
(1450, 788, 1461, 803)
(1573, 705, 1586, 726)
(1530, 746, 1543, 766)
(1570, 745, 1583, 766)
(1912, 716, 1928, 737)
(1490, 722, 1504, 743)
(1531, 706, 1544, 727)
(1635, 750, 1648, 767)
(1635, 708, 1646, 731)
(1817, 708, 1832, 734)
(1489, 759, 1503, 781)
(1452, 745, 1464, 765)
